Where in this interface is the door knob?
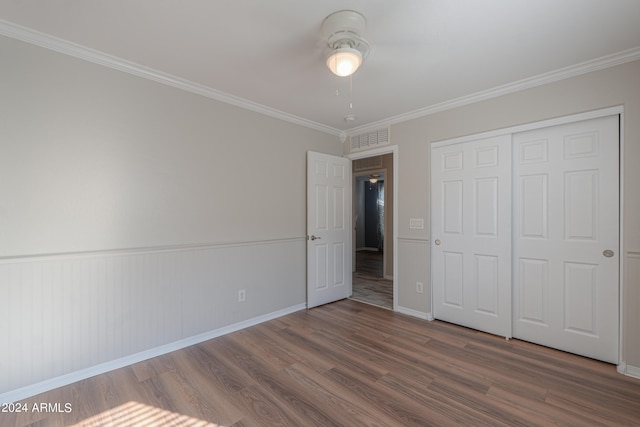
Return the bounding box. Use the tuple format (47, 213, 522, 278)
(435, 239, 441, 246)
(309, 235, 322, 241)
(603, 249, 614, 258)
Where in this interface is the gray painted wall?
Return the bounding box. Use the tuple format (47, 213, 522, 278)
(0, 35, 342, 399)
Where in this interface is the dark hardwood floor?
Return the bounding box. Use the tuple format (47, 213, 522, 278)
(4, 299, 640, 426)
(355, 250, 384, 277)
(351, 250, 393, 309)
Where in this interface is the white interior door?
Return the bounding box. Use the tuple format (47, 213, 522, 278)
(307, 151, 352, 308)
(512, 116, 619, 363)
(431, 135, 512, 338)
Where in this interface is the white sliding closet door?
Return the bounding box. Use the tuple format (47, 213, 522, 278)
(431, 135, 512, 338)
(512, 116, 619, 363)
(431, 114, 620, 364)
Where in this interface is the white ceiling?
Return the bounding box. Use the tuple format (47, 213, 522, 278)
(1, 0, 640, 134)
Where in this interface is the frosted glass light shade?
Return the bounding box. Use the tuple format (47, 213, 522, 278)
(326, 47, 362, 77)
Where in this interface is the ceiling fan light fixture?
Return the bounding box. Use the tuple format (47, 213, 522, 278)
(322, 10, 369, 77)
(326, 46, 362, 77)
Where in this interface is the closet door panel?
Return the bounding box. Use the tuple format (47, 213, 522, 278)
(513, 115, 619, 364)
(432, 135, 512, 338)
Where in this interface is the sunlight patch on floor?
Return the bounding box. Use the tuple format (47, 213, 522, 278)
(69, 401, 222, 427)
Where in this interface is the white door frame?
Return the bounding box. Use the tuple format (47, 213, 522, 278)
(347, 145, 399, 311)
(429, 105, 625, 367)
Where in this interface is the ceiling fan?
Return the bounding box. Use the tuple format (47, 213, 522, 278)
(321, 10, 371, 77)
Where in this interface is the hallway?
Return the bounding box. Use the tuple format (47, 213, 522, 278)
(351, 250, 393, 309)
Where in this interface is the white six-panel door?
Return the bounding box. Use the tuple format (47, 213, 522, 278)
(431, 115, 619, 363)
(307, 151, 352, 309)
(431, 135, 513, 338)
(512, 116, 619, 363)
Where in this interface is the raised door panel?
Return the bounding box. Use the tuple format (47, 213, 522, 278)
(442, 180, 463, 235)
(474, 254, 499, 316)
(519, 174, 548, 239)
(517, 258, 548, 326)
(332, 242, 345, 287)
(443, 251, 463, 308)
(564, 170, 598, 241)
(313, 244, 329, 291)
(474, 178, 498, 237)
(564, 262, 597, 335)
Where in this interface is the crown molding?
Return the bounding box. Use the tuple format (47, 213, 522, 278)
(2, 19, 638, 139)
(0, 19, 342, 136)
(345, 46, 640, 136)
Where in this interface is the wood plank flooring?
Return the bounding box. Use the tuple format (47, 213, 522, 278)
(355, 250, 384, 277)
(351, 274, 393, 309)
(4, 299, 640, 426)
(351, 250, 393, 309)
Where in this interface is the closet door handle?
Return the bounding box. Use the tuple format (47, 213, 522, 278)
(603, 249, 614, 258)
(435, 239, 441, 246)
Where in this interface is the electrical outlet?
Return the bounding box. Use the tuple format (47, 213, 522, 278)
(416, 282, 424, 294)
(238, 289, 246, 302)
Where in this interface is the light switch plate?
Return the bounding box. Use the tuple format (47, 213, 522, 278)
(409, 218, 424, 229)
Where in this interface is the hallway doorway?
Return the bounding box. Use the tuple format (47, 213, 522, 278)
(350, 153, 394, 309)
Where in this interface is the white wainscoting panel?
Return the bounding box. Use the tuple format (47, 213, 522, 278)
(620, 251, 640, 378)
(0, 238, 305, 400)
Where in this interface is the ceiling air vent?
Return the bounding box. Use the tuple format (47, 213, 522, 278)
(350, 127, 390, 152)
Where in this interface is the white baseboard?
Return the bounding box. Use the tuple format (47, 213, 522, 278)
(0, 303, 306, 404)
(617, 362, 640, 379)
(395, 305, 432, 320)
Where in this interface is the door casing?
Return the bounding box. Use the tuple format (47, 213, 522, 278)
(347, 145, 399, 311)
